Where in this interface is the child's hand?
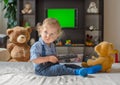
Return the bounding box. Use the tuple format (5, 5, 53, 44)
(48, 56, 58, 63)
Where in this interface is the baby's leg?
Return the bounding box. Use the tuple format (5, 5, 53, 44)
(40, 64, 74, 76)
(85, 64, 102, 74)
(64, 64, 82, 69)
(40, 64, 87, 77)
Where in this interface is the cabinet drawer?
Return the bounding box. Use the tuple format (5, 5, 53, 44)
(56, 47, 68, 54)
(56, 47, 84, 54)
(68, 47, 84, 54)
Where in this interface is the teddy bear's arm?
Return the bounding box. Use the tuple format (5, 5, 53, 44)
(111, 56, 114, 64)
(7, 43, 15, 53)
(87, 58, 104, 66)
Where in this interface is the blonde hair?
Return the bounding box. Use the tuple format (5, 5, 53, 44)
(37, 18, 62, 36)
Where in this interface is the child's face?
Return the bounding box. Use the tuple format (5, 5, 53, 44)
(40, 25, 59, 44)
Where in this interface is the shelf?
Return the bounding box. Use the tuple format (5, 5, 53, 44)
(85, 29, 100, 31)
(56, 44, 85, 47)
(20, 13, 35, 15)
(17, 0, 103, 62)
(86, 13, 101, 15)
(84, 0, 103, 61)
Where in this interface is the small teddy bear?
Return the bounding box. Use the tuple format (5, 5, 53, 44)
(21, 3, 32, 14)
(6, 26, 32, 62)
(82, 41, 117, 72)
(87, 2, 98, 13)
(85, 34, 94, 46)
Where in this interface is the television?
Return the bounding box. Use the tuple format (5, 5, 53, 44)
(46, 8, 78, 29)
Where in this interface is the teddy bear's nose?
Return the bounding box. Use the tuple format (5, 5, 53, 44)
(21, 36, 25, 38)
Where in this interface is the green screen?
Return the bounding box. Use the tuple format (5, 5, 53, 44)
(47, 9, 76, 28)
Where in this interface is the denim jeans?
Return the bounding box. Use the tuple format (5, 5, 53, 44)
(35, 63, 81, 76)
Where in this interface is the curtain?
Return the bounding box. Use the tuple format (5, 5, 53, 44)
(0, 2, 7, 34)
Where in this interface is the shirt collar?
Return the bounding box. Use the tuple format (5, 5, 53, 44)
(38, 37, 45, 45)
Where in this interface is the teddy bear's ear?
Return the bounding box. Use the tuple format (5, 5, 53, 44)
(6, 29, 14, 35)
(95, 44, 101, 53)
(26, 28, 32, 33)
(110, 43, 114, 48)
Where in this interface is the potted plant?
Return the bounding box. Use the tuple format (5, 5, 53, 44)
(0, 0, 17, 28)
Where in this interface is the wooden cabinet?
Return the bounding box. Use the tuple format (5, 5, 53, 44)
(83, 0, 104, 61)
(17, 0, 103, 61)
(17, 0, 38, 46)
(17, 0, 37, 27)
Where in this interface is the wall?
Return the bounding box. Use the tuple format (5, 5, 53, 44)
(104, 0, 120, 53)
(1, 0, 120, 52)
(0, 2, 7, 34)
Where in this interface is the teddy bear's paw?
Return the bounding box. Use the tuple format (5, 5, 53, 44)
(28, 10, 32, 14)
(106, 69, 111, 73)
(9, 59, 18, 62)
(87, 59, 94, 66)
(81, 62, 89, 67)
(21, 10, 26, 14)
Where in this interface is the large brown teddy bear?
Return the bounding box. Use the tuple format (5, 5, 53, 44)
(82, 41, 117, 72)
(6, 26, 32, 62)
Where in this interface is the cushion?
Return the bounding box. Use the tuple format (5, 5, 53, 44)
(0, 48, 10, 61)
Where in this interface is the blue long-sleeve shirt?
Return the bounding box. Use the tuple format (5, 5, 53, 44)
(30, 37, 56, 71)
